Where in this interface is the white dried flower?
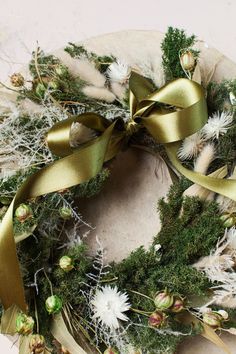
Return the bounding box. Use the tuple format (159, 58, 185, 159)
(91, 285, 130, 329)
(178, 132, 204, 160)
(70, 122, 96, 147)
(202, 111, 233, 140)
(107, 61, 131, 85)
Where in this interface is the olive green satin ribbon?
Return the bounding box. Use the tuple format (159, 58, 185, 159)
(0, 71, 234, 314)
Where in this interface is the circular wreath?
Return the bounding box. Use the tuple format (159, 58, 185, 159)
(0, 27, 236, 354)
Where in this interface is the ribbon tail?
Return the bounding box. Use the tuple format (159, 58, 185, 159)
(166, 142, 236, 201)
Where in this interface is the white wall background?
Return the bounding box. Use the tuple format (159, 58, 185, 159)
(0, 0, 235, 81)
(0, 0, 236, 352)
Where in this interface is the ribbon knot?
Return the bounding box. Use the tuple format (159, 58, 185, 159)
(1, 71, 236, 313)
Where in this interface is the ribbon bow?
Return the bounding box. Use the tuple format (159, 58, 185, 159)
(0, 72, 236, 312)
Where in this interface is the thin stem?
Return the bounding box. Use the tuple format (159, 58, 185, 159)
(34, 295, 40, 333)
(129, 289, 153, 301)
(100, 277, 118, 283)
(130, 307, 152, 317)
(43, 269, 53, 296)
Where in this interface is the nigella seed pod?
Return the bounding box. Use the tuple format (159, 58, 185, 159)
(59, 207, 73, 220)
(202, 311, 222, 329)
(220, 213, 236, 228)
(104, 348, 119, 354)
(45, 295, 63, 314)
(15, 203, 33, 223)
(154, 290, 174, 310)
(170, 297, 184, 313)
(217, 310, 229, 320)
(180, 51, 195, 71)
(16, 313, 34, 335)
(59, 255, 74, 272)
(10, 73, 25, 87)
(148, 311, 166, 328)
(29, 334, 45, 353)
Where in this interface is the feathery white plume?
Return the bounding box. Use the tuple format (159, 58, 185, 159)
(107, 61, 131, 84)
(178, 132, 205, 160)
(202, 111, 233, 140)
(82, 86, 116, 103)
(194, 144, 215, 174)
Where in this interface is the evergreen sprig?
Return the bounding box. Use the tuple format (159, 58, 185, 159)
(161, 27, 199, 81)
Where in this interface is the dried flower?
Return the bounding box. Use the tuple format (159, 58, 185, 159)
(170, 297, 184, 313)
(107, 61, 131, 84)
(59, 207, 73, 220)
(29, 334, 45, 353)
(194, 144, 215, 174)
(82, 86, 116, 103)
(178, 132, 204, 160)
(10, 73, 25, 87)
(202, 111, 233, 140)
(202, 311, 222, 329)
(59, 255, 74, 272)
(148, 311, 166, 328)
(154, 290, 174, 310)
(45, 295, 63, 314)
(180, 51, 195, 71)
(16, 313, 34, 335)
(91, 286, 130, 329)
(15, 203, 33, 223)
(217, 309, 229, 320)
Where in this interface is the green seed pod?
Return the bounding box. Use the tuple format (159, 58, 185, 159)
(59, 255, 74, 272)
(154, 290, 174, 310)
(180, 51, 195, 71)
(16, 313, 34, 335)
(59, 207, 73, 220)
(202, 311, 222, 329)
(15, 203, 33, 223)
(45, 295, 63, 314)
(0, 196, 12, 205)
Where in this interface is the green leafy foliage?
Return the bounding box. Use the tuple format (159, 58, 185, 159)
(161, 27, 199, 81)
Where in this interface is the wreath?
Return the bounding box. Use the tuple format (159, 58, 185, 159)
(0, 27, 236, 354)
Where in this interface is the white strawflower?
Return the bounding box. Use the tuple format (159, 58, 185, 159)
(178, 132, 204, 160)
(202, 111, 233, 140)
(91, 286, 130, 329)
(107, 61, 131, 84)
